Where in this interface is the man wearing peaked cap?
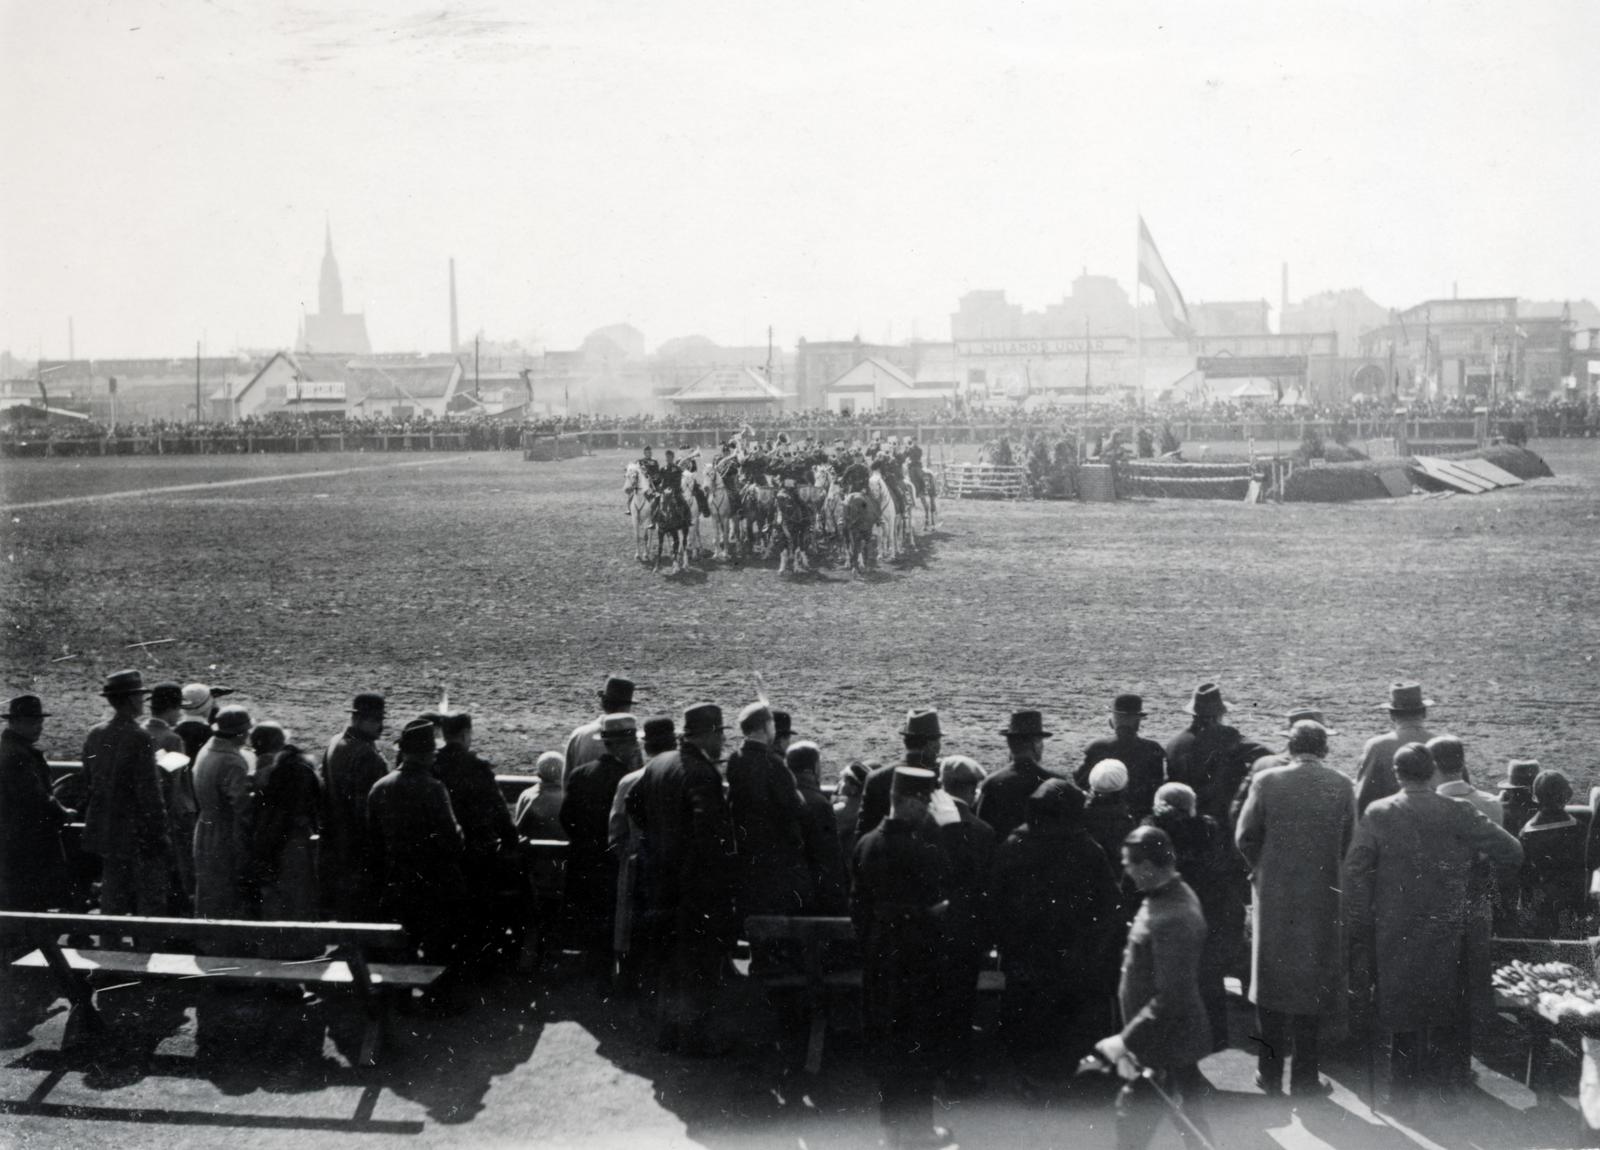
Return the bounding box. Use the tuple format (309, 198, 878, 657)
(1356, 682, 1435, 817)
(975, 709, 1064, 844)
(81, 669, 171, 918)
(1, 694, 74, 912)
(192, 705, 255, 919)
(368, 712, 467, 992)
(320, 692, 390, 920)
(856, 708, 943, 840)
(626, 701, 737, 1054)
(564, 675, 637, 787)
(563, 713, 640, 977)
(851, 762, 955, 1148)
(1077, 694, 1169, 822)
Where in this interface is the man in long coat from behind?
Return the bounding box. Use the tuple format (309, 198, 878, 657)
(1235, 719, 1355, 1096)
(1344, 742, 1523, 1105)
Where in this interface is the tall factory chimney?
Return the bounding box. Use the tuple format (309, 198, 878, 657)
(449, 258, 460, 355)
(1280, 263, 1289, 334)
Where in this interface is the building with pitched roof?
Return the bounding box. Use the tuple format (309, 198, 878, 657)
(667, 366, 788, 417)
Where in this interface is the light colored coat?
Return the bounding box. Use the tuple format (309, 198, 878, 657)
(1344, 785, 1523, 1029)
(1236, 754, 1356, 1015)
(192, 736, 255, 919)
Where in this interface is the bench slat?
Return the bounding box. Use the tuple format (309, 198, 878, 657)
(0, 911, 407, 950)
(14, 948, 443, 989)
(744, 915, 855, 941)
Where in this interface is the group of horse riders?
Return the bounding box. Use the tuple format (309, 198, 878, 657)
(622, 431, 938, 573)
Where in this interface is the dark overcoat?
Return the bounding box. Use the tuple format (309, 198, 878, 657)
(726, 739, 810, 916)
(1164, 723, 1272, 828)
(320, 727, 388, 918)
(625, 744, 737, 946)
(974, 759, 1065, 844)
(1077, 732, 1168, 820)
(989, 821, 1119, 983)
(561, 750, 634, 939)
(0, 729, 73, 910)
(81, 715, 169, 863)
(367, 763, 466, 933)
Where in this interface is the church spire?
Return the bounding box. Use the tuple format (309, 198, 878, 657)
(319, 219, 344, 317)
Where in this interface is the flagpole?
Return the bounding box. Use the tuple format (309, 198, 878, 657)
(1134, 215, 1144, 412)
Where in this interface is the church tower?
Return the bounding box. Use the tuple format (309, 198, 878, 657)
(319, 220, 345, 317)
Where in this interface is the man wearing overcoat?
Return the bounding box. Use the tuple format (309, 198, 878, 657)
(321, 692, 389, 920)
(626, 702, 738, 1055)
(81, 669, 171, 918)
(1343, 742, 1523, 1106)
(0, 695, 73, 911)
(974, 709, 1063, 843)
(1078, 694, 1168, 821)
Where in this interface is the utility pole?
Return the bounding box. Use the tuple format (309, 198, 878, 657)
(765, 325, 774, 382)
(1084, 314, 1092, 416)
(474, 334, 480, 398)
(195, 341, 202, 423)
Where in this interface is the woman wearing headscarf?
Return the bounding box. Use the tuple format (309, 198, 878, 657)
(989, 779, 1120, 1078)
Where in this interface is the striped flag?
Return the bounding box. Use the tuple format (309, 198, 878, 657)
(1138, 216, 1194, 339)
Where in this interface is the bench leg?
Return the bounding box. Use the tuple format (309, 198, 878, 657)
(39, 939, 105, 1045)
(804, 1010, 826, 1075)
(357, 993, 389, 1068)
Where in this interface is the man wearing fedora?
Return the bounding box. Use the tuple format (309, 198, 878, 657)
(321, 692, 389, 921)
(1165, 683, 1272, 830)
(626, 703, 738, 1055)
(975, 710, 1063, 844)
(562, 713, 641, 978)
(192, 705, 257, 921)
(82, 669, 172, 920)
(1356, 682, 1435, 817)
(851, 765, 955, 1149)
(1235, 719, 1356, 1097)
(0, 695, 73, 912)
(564, 675, 639, 787)
(856, 709, 943, 840)
(1078, 695, 1168, 822)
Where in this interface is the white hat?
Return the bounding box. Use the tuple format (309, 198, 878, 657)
(1089, 759, 1129, 794)
(180, 683, 213, 711)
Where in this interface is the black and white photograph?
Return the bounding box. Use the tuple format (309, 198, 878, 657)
(2, 2, 1598, 1147)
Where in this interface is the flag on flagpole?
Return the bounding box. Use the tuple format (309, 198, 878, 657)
(1137, 216, 1194, 339)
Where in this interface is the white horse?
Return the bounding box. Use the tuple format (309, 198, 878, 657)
(623, 461, 655, 562)
(681, 465, 708, 559)
(867, 469, 899, 562)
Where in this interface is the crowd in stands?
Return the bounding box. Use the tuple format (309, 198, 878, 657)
(2, 671, 1591, 1146)
(3, 395, 1593, 450)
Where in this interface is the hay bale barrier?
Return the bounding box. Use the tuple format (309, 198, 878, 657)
(1283, 444, 1553, 503)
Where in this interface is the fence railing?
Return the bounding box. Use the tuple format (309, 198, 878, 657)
(1, 414, 1587, 460)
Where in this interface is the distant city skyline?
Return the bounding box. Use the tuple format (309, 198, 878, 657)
(3, 0, 1596, 360)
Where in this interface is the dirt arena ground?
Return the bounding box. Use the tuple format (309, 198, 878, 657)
(2, 441, 1597, 786)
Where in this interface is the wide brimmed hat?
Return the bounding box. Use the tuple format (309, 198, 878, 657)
(599, 675, 635, 708)
(682, 703, 724, 737)
(901, 708, 942, 740)
(101, 669, 151, 698)
(999, 709, 1053, 739)
(1112, 694, 1146, 717)
(396, 717, 437, 755)
(4, 694, 50, 720)
(1277, 707, 1340, 738)
(1379, 682, 1433, 712)
(1182, 683, 1228, 717)
(600, 713, 638, 739)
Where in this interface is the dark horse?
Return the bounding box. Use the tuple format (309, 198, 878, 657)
(643, 485, 692, 573)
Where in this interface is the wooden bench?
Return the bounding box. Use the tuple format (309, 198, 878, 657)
(0, 911, 442, 1067)
(744, 914, 1006, 1074)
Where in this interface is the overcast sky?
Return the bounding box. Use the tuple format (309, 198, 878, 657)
(2, 0, 1595, 359)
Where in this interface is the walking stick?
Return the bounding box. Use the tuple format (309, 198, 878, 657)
(1079, 1050, 1217, 1150)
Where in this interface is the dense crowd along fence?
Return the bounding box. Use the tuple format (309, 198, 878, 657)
(2, 414, 1586, 459)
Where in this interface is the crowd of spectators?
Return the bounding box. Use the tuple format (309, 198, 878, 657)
(2, 395, 1593, 453)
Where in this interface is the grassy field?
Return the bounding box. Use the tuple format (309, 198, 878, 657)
(3, 440, 1597, 788)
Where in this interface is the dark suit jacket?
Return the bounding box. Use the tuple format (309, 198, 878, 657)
(626, 744, 737, 938)
(975, 759, 1065, 844)
(0, 730, 73, 909)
